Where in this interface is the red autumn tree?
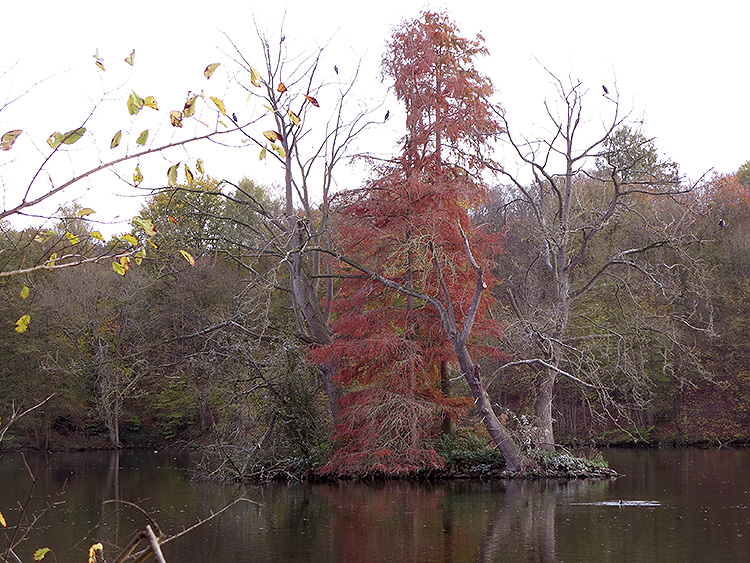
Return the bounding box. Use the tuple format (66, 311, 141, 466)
(313, 12, 532, 476)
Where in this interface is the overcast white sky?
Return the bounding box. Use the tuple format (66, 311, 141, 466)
(2, 0, 749, 234)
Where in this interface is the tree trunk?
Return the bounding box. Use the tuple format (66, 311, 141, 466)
(534, 368, 556, 451)
(453, 341, 533, 472)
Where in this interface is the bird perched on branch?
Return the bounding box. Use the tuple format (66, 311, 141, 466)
(384, 110, 390, 122)
(602, 84, 609, 95)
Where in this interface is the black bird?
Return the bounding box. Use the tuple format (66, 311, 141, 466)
(602, 84, 609, 95)
(232, 112, 238, 123)
(384, 110, 390, 121)
(334, 65, 339, 75)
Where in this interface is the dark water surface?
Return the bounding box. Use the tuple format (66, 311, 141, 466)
(1, 448, 749, 562)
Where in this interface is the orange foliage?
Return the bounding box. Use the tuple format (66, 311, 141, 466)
(313, 12, 503, 476)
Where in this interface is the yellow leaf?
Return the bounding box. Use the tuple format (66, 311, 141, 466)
(143, 96, 158, 110)
(259, 145, 267, 161)
(134, 218, 157, 237)
(112, 261, 126, 276)
(168, 163, 178, 187)
(15, 314, 30, 334)
(0, 510, 6, 526)
(136, 129, 149, 146)
(34, 547, 51, 561)
(196, 158, 204, 174)
(288, 110, 300, 126)
(91, 231, 104, 242)
(110, 130, 122, 149)
(21, 285, 29, 299)
(135, 248, 146, 265)
(1, 129, 22, 151)
(127, 91, 144, 115)
(77, 208, 95, 217)
(64, 231, 79, 246)
(95, 60, 106, 71)
(46, 252, 57, 267)
(147, 238, 160, 248)
(88, 543, 103, 563)
(170, 110, 183, 127)
(263, 130, 282, 142)
(93, 49, 103, 61)
(133, 164, 143, 187)
(124, 49, 135, 65)
(120, 256, 131, 270)
(185, 164, 194, 184)
(179, 250, 195, 266)
(204, 63, 220, 79)
(210, 96, 226, 116)
(184, 95, 197, 117)
(122, 233, 138, 246)
(249, 66, 262, 87)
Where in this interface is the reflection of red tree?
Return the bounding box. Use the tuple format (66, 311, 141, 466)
(318, 482, 492, 563)
(313, 11, 504, 477)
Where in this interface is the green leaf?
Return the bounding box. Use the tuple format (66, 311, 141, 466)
(143, 96, 158, 110)
(270, 142, 286, 159)
(259, 145, 267, 160)
(34, 230, 56, 243)
(204, 63, 220, 79)
(133, 164, 143, 187)
(20, 285, 29, 299)
(167, 163, 178, 187)
(33, 547, 51, 561)
(124, 49, 135, 65)
(64, 231, 79, 245)
(210, 96, 226, 116)
(179, 250, 195, 266)
(136, 129, 149, 146)
(47, 132, 63, 149)
(134, 248, 146, 265)
(91, 230, 104, 242)
(196, 158, 204, 174)
(110, 130, 122, 148)
(1, 129, 22, 151)
(127, 91, 144, 115)
(133, 217, 157, 237)
(112, 261, 126, 276)
(288, 110, 301, 126)
(15, 314, 30, 334)
(62, 127, 86, 145)
(77, 207, 95, 217)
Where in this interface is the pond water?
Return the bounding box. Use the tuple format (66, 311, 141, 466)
(1, 448, 748, 562)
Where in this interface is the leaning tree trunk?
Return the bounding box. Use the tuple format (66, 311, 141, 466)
(453, 340, 533, 472)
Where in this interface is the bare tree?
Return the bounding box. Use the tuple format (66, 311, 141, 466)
(486, 72, 707, 448)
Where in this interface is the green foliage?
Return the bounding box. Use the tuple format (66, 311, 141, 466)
(432, 432, 504, 476)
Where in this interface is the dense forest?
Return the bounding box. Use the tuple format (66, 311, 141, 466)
(1, 12, 748, 479)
